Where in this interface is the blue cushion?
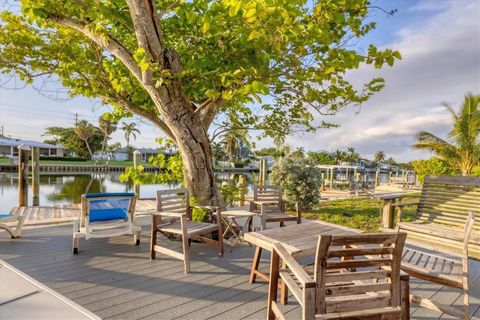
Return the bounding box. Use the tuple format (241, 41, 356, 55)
(0, 214, 14, 219)
(88, 198, 131, 222)
(85, 192, 135, 199)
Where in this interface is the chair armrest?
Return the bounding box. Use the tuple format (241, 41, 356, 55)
(190, 205, 216, 213)
(272, 242, 315, 288)
(153, 211, 186, 218)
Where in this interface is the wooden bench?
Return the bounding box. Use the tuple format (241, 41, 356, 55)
(389, 175, 480, 259)
(400, 212, 477, 319)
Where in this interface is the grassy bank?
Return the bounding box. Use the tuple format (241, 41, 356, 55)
(0, 158, 152, 166)
(303, 197, 418, 232)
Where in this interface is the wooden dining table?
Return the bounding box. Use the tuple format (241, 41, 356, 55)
(243, 220, 359, 285)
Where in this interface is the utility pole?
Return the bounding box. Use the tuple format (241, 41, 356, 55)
(75, 113, 78, 125)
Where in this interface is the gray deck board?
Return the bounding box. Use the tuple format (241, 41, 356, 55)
(1, 224, 479, 319)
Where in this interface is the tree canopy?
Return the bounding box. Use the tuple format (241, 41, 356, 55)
(1, 0, 400, 140)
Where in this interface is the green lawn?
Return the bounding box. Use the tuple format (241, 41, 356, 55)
(303, 196, 418, 232)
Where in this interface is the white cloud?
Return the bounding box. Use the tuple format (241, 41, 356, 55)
(284, 0, 480, 162)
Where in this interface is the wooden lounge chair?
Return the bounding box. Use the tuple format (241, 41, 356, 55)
(390, 175, 480, 259)
(72, 193, 141, 254)
(0, 213, 25, 238)
(249, 185, 300, 230)
(400, 212, 477, 319)
(150, 188, 224, 274)
(267, 232, 409, 320)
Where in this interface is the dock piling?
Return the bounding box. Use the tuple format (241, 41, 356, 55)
(18, 144, 30, 207)
(32, 147, 40, 206)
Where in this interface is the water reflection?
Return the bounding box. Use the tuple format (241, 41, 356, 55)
(0, 172, 254, 212)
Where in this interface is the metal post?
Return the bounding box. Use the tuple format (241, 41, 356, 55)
(321, 172, 325, 191)
(133, 150, 141, 196)
(32, 147, 40, 206)
(18, 144, 30, 207)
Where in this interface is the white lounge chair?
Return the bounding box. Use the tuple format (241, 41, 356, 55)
(0, 214, 25, 238)
(72, 193, 141, 254)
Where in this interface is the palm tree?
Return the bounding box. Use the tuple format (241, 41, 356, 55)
(413, 94, 480, 176)
(121, 122, 140, 148)
(74, 120, 95, 159)
(374, 151, 385, 163)
(98, 116, 117, 159)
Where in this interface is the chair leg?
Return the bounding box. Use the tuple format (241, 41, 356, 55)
(267, 250, 280, 320)
(72, 238, 79, 254)
(218, 230, 224, 257)
(150, 230, 157, 260)
(400, 274, 410, 320)
(182, 235, 191, 274)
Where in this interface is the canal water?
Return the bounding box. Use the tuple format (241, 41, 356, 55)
(0, 172, 257, 213)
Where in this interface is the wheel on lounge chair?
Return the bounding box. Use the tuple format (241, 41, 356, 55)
(135, 239, 140, 245)
(73, 247, 79, 254)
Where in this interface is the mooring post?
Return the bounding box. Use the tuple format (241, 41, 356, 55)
(238, 175, 246, 206)
(18, 144, 30, 207)
(375, 169, 380, 186)
(133, 150, 141, 197)
(330, 168, 334, 189)
(389, 171, 392, 185)
(321, 172, 325, 191)
(32, 147, 40, 206)
(259, 158, 266, 185)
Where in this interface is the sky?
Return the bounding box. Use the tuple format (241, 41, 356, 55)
(0, 0, 479, 162)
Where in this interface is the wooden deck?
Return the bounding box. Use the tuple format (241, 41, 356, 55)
(1, 222, 479, 319)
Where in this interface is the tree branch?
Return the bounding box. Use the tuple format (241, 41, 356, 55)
(198, 98, 224, 129)
(48, 15, 143, 84)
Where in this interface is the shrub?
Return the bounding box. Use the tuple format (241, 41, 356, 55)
(411, 157, 458, 183)
(269, 154, 322, 209)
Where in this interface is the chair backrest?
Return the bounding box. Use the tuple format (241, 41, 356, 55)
(416, 176, 480, 232)
(253, 185, 282, 204)
(157, 188, 191, 218)
(314, 232, 406, 317)
(82, 193, 136, 224)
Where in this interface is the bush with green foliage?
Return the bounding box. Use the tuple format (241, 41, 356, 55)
(269, 154, 322, 209)
(411, 157, 459, 183)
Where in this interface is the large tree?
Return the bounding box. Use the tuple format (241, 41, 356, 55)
(0, 0, 400, 204)
(44, 124, 103, 159)
(413, 94, 480, 176)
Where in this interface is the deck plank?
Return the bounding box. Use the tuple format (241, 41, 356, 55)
(1, 223, 479, 319)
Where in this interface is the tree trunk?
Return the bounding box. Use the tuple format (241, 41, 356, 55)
(164, 106, 217, 206)
(84, 140, 93, 160)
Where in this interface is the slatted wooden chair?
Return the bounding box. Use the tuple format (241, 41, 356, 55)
(400, 212, 477, 319)
(72, 193, 141, 254)
(267, 232, 409, 320)
(393, 176, 480, 259)
(150, 188, 223, 274)
(249, 185, 300, 230)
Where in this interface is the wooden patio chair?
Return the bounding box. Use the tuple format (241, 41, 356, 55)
(150, 188, 224, 274)
(400, 212, 477, 319)
(267, 232, 409, 320)
(249, 185, 300, 230)
(72, 193, 141, 254)
(0, 213, 25, 238)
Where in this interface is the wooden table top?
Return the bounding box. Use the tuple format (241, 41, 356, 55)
(375, 193, 409, 200)
(243, 221, 359, 256)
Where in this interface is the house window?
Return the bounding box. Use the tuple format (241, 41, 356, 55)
(0, 145, 11, 156)
(50, 148, 57, 156)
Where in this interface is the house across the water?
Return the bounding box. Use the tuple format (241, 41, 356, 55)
(94, 147, 176, 162)
(0, 138, 64, 158)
